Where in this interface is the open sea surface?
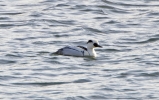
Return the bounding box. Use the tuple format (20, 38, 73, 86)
(0, 0, 159, 100)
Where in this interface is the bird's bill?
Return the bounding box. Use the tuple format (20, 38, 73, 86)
(96, 44, 102, 48)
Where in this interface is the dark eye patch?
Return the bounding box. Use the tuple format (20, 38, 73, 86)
(93, 43, 98, 47)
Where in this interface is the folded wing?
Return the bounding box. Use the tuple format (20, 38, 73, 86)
(55, 46, 84, 56)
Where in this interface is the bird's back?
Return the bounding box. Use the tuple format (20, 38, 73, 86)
(55, 46, 84, 56)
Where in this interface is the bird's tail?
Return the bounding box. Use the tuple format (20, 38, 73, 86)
(54, 49, 63, 55)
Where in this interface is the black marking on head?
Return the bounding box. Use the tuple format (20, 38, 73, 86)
(93, 43, 98, 47)
(87, 40, 93, 44)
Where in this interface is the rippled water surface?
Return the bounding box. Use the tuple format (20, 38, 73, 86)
(0, 0, 159, 99)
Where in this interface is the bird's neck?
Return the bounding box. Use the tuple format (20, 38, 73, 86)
(87, 47, 96, 57)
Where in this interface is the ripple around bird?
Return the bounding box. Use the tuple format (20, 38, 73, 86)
(0, 0, 159, 100)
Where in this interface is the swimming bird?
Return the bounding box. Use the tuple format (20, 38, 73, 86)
(55, 39, 102, 57)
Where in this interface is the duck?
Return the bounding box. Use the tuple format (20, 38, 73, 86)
(55, 39, 102, 57)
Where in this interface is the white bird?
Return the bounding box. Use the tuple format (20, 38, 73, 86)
(55, 39, 102, 57)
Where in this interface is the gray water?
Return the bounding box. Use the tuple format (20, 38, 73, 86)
(0, 0, 159, 100)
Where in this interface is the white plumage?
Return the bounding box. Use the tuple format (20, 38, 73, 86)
(55, 39, 102, 57)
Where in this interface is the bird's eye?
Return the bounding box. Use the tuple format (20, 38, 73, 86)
(94, 43, 98, 47)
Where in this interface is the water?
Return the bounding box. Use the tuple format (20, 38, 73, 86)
(0, 0, 159, 99)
